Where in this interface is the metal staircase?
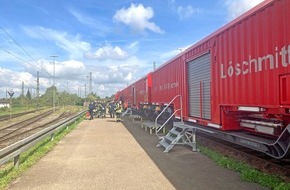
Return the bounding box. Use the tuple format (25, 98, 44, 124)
(155, 95, 197, 153)
(157, 122, 197, 153)
(121, 108, 132, 117)
(155, 95, 183, 138)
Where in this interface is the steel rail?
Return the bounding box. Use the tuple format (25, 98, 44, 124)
(0, 110, 86, 168)
(0, 108, 47, 122)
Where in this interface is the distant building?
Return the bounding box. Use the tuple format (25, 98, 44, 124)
(0, 99, 10, 108)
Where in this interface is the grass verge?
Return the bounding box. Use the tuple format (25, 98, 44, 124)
(199, 146, 290, 190)
(0, 117, 83, 190)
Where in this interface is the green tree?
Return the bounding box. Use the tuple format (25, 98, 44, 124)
(87, 92, 99, 102)
(26, 89, 32, 100)
(39, 86, 57, 106)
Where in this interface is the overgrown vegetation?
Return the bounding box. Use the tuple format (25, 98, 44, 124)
(199, 146, 290, 190)
(0, 106, 37, 116)
(1, 85, 87, 112)
(0, 117, 83, 190)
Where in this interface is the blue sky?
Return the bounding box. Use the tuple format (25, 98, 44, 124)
(0, 0, 264, 98)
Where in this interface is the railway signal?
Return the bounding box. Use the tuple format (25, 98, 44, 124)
(7, 90, 14, 121)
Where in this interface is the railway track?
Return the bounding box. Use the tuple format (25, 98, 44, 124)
(0, 111, 75, 149)
(0, 110, 53, 140)
(0, 109, 45, 122)
(196, 132, 290, 182)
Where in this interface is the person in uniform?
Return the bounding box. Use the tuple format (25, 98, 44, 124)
(115, 101, 123, 122)
(109, 101, 115, 118)
(88, 102, 95, 120)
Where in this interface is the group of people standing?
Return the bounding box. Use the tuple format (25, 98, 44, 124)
(88, 100, 123, 121)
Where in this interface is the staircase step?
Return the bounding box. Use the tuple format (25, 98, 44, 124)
(173, 122, 185, 128)
(159, 140, 170, 149)
(165, 135, 175, 142)
(170, 128, 181, 136)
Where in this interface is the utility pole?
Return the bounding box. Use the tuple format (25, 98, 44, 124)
(7, 90, 14, 121)
(36, 71, 39, 111)
(89, 72, 92, 95)
(50, 55, 58, 113)
(85, 75, 89, 103)
(85, 81, 87, 99)
(21, 82, 24, 105)
(21, 82, 24, 96)
(153, 61, 156, 71)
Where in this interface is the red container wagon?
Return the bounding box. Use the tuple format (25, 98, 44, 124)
(124, 84, 131, 103)
(181, 0, 290, 135)
(121, 73, 152, 109)
(212, 0, 290, 135)
(151, 0, 290, 158)
(151, 56, 186, 118)
(116, 87, 129, 103)
(131, 73, 152, 108)
(114, 91, 121, 102)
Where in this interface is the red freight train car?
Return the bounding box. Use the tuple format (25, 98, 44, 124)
(116, 73, 152, 109)
(182, 0, 290, 135)
(151, 57, 186, 117)
(118, 0, 290, 158)
(114, 91, 120, 102)
(116, 87, 128, 103)
(134, 73, 152, 108)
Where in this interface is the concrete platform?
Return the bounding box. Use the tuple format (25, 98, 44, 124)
(8, 117, 268, 190)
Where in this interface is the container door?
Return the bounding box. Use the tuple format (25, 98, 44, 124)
(280, 75, 290, 105)
(187, 52, 211, 120)
(132, 87, 136, 106)
(144, 78, 148, 102)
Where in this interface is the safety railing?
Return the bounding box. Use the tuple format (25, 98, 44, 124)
(121, 107, 132, 117)
(155, 95, 183, 138)
(0, 110, 86, 168)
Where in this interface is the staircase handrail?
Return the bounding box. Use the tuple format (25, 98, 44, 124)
(156, 108, 182, 136)
(121, 107, 132, 117)
(155, 95, 183, 137)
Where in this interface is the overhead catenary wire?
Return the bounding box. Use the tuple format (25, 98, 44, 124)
(1, 49, 70, 92)
(0, 67, 38, 90)
(1, 49, 50, 76)
(0, 26, 84, 95)
(0, 26, 52, 78)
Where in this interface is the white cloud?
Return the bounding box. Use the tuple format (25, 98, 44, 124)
(22, 26, 91, 59)
(225, 0, 264, 20)
(94, 83, 124, 98)
(83, 45, 149, 97)
(113, 3, 164, 34)
(0, 54, 148, 98)
(167, 1, 202, 20)
(56, 60, 86, 79)
(98, 84, 106, 91)
(16, 59, 87, 96)
(88, 54, 148, 86)
(84, 44, 129, 60)
(31, 59, 85, 80)
(70, 9, 96, 27)
(127, 41, 139, 51)
(177, 6, 202, 20)
(93, 64, 139, 84)
(69, 9, 110, 35)
(0, 67, 38, 97)
(124, 72, 132, 81)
